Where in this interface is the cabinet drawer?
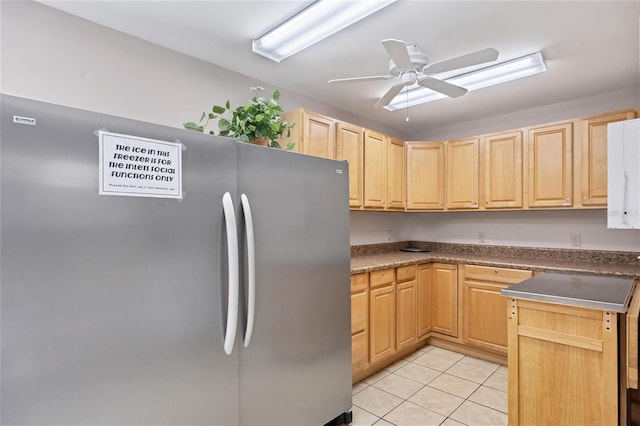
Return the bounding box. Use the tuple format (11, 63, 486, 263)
(396, 264, 417, 283)
(464, 264, 532, 284)
(351, 273, 368, 294)
(370, 268, 394, 289)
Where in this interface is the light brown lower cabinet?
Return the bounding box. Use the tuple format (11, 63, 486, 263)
(431, 263, 458, 337)
(417, 264, 432, 338)
(369, 269, 396, 364)
(396, 265, 417, 351)
(461, 265, 532, 354)
(507, 298, 619, 425)
(350, 273, 368, 376)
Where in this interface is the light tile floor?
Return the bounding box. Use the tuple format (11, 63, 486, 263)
(351, 345, 507, 426)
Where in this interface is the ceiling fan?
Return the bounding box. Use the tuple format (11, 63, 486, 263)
(328, 39, 499, 108)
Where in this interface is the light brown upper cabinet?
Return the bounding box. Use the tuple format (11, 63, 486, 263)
(446, 138, 480, 209)
(484, 131, 523, 209)
(386, 137, 406, 210)
(303, 111, 335, 159)
(526, 122, 573, 208)
(363, 129, 388, 209)
(578, 110, 637, 207)
(335, 122, 364, 208)
(279, 109, 335, 158)
(406, 142, 445, 210)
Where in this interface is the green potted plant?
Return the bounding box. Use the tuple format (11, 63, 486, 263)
(184, 86, 295, 150)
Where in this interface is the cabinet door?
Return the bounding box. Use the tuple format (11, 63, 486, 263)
(580, 110, 636, 206)
(406, 142, 445, 210)
(527, 122, 573, 208)
(369, 285, 396, 364)
(446, 138, 480, 209)
(417, 264, 432, 337)
(431, 263, 458, 337)
(507, 299, 618, 426)
(351, 273, 368, 375)
(363, 130, 388, 209)
(302, 111, 335, 159)
(336, 122, 364, 208)
(387, 137, 406, 210)
(352, 331, 368, 376)
(396, 281, 416, 350)
(485, 131, 523, 209)
(462, 265, 532, 354)
(464, 281, 508, 352)
(396, 265, 417, 350)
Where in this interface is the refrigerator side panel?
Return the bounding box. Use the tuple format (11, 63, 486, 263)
(237, 144, 352, 425)
(0, 95, 239, 425)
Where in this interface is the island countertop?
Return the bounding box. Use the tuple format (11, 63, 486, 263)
(500, 272, 637, 312)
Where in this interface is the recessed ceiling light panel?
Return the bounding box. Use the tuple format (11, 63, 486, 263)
(253, 0, 397, 62)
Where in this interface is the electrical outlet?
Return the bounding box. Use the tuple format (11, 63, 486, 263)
(478, 231, 486, 243)
(570, 232, 581, 247)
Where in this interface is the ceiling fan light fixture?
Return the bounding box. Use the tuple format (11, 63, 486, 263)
(385, 51, 547, 111)
(253, 0, 397, 62)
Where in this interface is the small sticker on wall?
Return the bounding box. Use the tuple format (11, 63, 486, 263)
(98, 130, 182, 199)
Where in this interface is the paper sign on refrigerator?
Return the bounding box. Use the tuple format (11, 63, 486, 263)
(98, 130, 182, 199)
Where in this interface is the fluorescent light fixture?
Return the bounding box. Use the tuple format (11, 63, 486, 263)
(385, 51, 547, 111)
(253, 0, 397, 62)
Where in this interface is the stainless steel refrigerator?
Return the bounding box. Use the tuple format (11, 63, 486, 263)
(0, 94, 353, 425)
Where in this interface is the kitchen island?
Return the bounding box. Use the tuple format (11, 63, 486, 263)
(502, 273, 639, 425)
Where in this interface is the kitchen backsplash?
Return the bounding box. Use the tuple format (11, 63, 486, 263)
(351, 241, 640, 265)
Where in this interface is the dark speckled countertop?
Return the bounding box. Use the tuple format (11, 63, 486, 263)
(351, 241, 640, 278)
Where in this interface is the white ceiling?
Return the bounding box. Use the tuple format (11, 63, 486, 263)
(38, 1, 640, 136)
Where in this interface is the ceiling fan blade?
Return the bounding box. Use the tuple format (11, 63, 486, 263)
(374, 82, 406, 108)
(328, 75, 391, 84)
(427, 48, 499, 75)
(418, 77, 468, 98)
(382, 39, 413, 69)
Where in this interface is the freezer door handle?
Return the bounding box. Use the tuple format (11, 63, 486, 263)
(241, 194, 256, 347)
(222, 192, 239, 355)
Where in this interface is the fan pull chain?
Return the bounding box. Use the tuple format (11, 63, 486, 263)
(405, 88, 410, 123)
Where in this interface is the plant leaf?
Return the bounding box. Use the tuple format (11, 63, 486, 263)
(238, 134, 250, 143)
(213, 105, 226, 114)
(273, 90, 280, 100)
(285, 142, 295, 151)
(183, 122, 204, 132)
(218, 118, 231, 132)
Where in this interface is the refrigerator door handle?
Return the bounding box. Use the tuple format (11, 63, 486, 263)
(240, 194, 255, 347)
(222, 192, 239, 355)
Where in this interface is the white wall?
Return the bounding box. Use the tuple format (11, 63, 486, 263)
(0, 1, 401, 138)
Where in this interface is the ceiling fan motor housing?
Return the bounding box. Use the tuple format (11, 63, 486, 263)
(388, 44, 429, 76)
